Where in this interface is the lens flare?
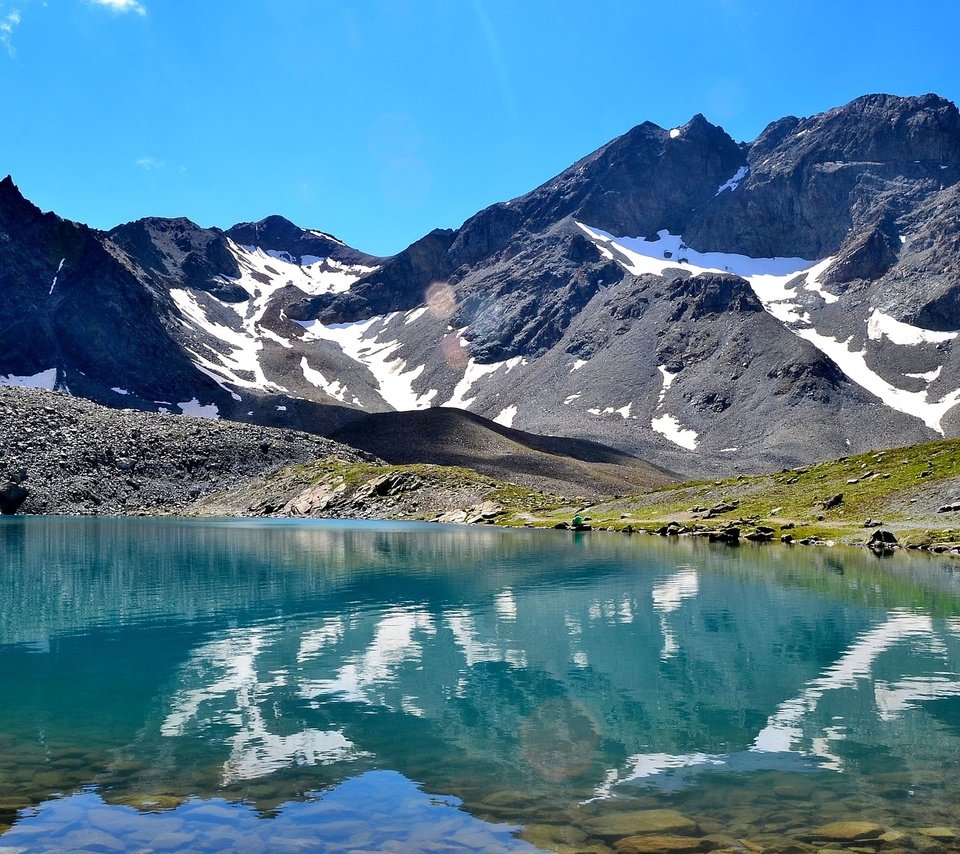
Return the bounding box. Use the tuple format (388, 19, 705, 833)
(441, 332, 469, 371)
(426, 282, 457, 320)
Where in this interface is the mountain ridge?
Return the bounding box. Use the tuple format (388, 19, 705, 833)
(2, 92, 960, 479)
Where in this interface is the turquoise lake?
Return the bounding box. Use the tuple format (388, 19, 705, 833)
(2, 517, 960, 853)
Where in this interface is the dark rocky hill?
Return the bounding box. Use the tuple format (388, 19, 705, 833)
(0, 385, 370, 515)
(330, 407, 674, 498)
(3, 93, 960, 479)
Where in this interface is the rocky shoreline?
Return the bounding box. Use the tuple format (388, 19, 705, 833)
(5, 386, 960, 558)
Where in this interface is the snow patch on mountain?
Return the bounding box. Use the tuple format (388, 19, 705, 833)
(795, 326, 960, 433)
(799, 257, 838, 304)
(178, 398, 219, 419)
(170, 238, 381, 402)
(581, 223, 960, 433)
(652, 365, 696, 448)
(867, 310, 958, 345)
(652, 414, 698, 450)
(295, 315, 437, 411)
(494, 405, 518, 427)
(404, 306, 430, 325)
(444, 355, 522, 409)
(300, 356, 355, 404)
(906, 367, 943, 383)
(49, 258, 65, 295)
(0, 368, 58, 391)
(715, 165, 749, 195)
(578, 223, 819, 281)
(657, 365, 678, 405)
(171, 288, 287, 395)
(234, 242, 375, 298)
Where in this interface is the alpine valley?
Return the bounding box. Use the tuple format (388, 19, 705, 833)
(3, 92, 960, 484)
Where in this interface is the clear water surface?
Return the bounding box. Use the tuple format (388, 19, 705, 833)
(1, 517, 960, 852)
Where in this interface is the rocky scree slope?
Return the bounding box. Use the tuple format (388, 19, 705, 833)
(0, 386, 371, 515)
(3, 94, 960, 478)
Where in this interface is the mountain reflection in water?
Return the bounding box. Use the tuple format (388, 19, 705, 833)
(2, 517, 960, 851)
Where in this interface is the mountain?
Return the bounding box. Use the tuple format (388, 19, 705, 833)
(2, 93, 960, 478)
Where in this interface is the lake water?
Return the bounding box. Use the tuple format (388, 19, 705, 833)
(1, 517, 960, 853)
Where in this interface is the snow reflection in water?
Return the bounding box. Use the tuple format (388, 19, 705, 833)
(2, 517, 960, 851)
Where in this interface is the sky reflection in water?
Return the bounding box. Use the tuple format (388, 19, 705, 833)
(2, 517, 960, 851)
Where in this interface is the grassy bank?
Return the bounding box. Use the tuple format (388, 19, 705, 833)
(191, 437, 960, 549)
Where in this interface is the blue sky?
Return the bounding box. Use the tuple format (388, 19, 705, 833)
(1, 0, 958, 256)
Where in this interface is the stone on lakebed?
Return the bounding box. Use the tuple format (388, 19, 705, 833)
(583, 809, 699, 841)
(796, 821, 885, 842)
(613, 833, 713, 853)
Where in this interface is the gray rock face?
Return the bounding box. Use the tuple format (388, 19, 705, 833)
(289, 227, 455, 325)
(686, 93, 960, 258)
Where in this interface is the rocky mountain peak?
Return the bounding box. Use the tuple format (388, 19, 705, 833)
(226, 215, 380, 267)
(763, 92, 960, 172)
(685, 93, 960, 258)
(108, 216, 246, 302)
(0, 175, 50, 230)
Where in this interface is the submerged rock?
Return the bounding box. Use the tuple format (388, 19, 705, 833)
(917, 827, 958, 841)
(613, 834, 712, 853)
(797, 821, 885, 843)
(583, 809, 699, 841)
(520, 822, 593, 851)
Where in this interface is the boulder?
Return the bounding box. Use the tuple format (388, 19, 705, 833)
(708, 526, 740, 544)
(869, 529, 898, 545)
(937, 503, 960, 513)
(815, 493, 844, 510)
(656, 522, 688, 536)
(705, 501, 738, 518)
(355, 471, 421, 499)
(284, 482, 346, 516)
(0, 480, 28, 514)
